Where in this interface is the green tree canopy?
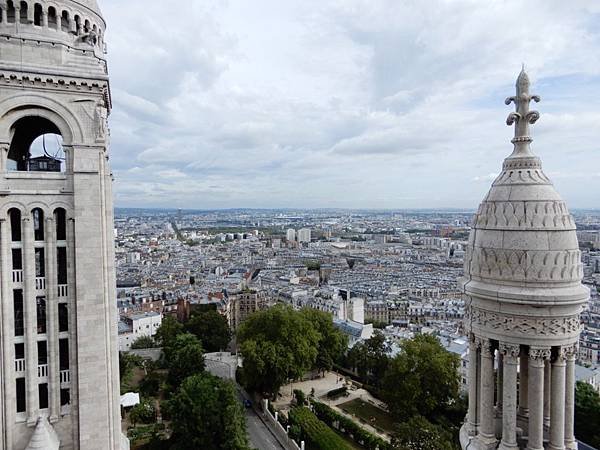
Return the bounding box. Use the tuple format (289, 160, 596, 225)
(166, 373, 250, 450)
(131, 335, 157, 349)
(186, 310, 232, 352)
(165, 333, 205, 387)
(382, 334, 460, 421)
(392, 415, 455, 450)
(575, 381, 600, 448)
(346, 331, 390, 385)
(154, 316, 184, 357)
(237, 304, 320, 395)
(300, 308, 348, 374)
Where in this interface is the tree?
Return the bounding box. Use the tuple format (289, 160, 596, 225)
(154, 316, 184, 361)
(382, 334, 460, 421)
(392, 416, 455, 450)
(575, 381, 600, 448)
(346, 331, 390, 385)
(300, 308, 348, 375)
(165, 333, 205, 387)
(237, 304, 320, 395)
(166, 373, 250, 450)
(129, 400, 156, 426)
(186, 310, 232, 352)
(131, 335, 157, 349)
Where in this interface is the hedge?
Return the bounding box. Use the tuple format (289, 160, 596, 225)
(311, 401, 392, 450)
(326, 386, 348, 399)
(289, 407, 353, 450)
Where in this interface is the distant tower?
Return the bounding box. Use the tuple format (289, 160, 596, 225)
(0, 1, 124, 449)
(460, 70, 588, 450)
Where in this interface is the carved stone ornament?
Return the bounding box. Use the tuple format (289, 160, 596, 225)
(465, 307, 581, 337)
(529, 347, 551, 361)
(500, 343, 520, 359)
(563, 343, 578, 358)
(474, 200, 575, 230)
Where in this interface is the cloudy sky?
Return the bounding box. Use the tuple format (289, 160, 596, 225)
(101, 0, 600, 210)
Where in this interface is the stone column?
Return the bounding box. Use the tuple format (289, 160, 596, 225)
(467, 336, 479, 435)
(22, 215, 37, 425)
(42, 10, 47, 28)
(499, 343, 519, 450)
(478, 339, 497, 446)
(1, 6, 7, 24)
(548, 349, 567, 450)
(519, 351, 529, 416)
(56, 14, 62, 30)
(497, 352, 504, 413)
(0, 145, 8, 173)
(527, 348, 550, 450)
(45, 216, 59, 422)
(0, 219, 15, 448)
(544, 360, 551, 427)
(564, 345, 577, 450)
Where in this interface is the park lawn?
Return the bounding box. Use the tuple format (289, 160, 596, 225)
(335, 430, 364, 450)
(338, 398, 396, 434)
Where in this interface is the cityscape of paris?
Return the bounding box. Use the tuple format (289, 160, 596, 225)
(0, 1, 599, 450)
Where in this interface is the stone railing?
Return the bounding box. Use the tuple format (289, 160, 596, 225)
(261, 399, 304, 450)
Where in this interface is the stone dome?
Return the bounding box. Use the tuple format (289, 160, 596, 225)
(460, 69, 588, 348)
(71, 0, 103, 19)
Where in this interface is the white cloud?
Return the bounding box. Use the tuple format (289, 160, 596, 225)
(101, 0, 600, 209)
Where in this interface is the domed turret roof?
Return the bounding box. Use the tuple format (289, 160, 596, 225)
(461, 69, 587, 305)
(71, 0, 103, 18)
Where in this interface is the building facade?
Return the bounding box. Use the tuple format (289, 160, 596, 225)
(0, 1, 124, 448)
(460, 71, 589, 450)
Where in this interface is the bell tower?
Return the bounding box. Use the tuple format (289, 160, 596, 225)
(0, 1, 124, 449)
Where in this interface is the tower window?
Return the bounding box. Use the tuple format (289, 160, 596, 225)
(55, 208, 67, 240)
(59, 339, 69, 371)
(57, 247, 67, 284)
(33, 209, 44, 241)
(14, 290, 24, 337)
(38, 383, 48, 409)
(9, 209, 21, 242)
(47, 6, 57, 29)
(33, 3, 42, 26)
(12, 249, 22, 270)
(60, 388, 70, 406)
(15, 343, 24, 360)
(16, 378, 26, 413)
(35, 248, 45, 277)
(36, 297, 46, 334)
(37, 341, 47, 365)
(19, 1, 27, 24)
(61, 11, 69, 32)
(58, 303, 68, 332)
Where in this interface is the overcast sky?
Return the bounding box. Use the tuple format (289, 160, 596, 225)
(101, 0, 600, 210)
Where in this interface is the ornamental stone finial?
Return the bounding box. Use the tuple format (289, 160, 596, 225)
(505, 67, 541, 157)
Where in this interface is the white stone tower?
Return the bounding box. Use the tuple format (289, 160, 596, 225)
(0, 1, 124, 449)
(459, 70, 589, 450)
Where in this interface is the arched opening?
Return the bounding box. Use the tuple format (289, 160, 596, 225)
(8, 116, 65, 172)
(73, 14, 80, 35)
(60, 10, 69, 32)
(34, 3, 42, 26)
(54, 208, 66, 241)
(84, 18, 90, 33)
(7, 0, 16, 23)
(9, 208, 22, 242)
(19, 1, 28, 24)
(47, 6, 57, 29)
(32, 208, 44, 241)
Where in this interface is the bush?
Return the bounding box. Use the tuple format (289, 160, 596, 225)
(294, 389, 306, 406)
(131, 335, 157, 349)
(129, 400, 156, 426)
(289, 407, 352, 450)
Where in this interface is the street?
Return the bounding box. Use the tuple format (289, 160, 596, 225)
(244, 406, 285, 450)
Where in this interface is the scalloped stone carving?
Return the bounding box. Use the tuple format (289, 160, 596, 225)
(475, 201, 575, 230)
(467, 248, 583, 282)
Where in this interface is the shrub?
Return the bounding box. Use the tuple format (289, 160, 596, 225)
(289, 407, 352, 450)
(294, 389, 306, 406)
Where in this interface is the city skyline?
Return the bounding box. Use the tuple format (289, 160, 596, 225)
(103, 0, 600, 210)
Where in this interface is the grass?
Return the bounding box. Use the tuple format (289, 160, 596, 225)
(338, 398, 396, 434)
(334, 430, 365, 450)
